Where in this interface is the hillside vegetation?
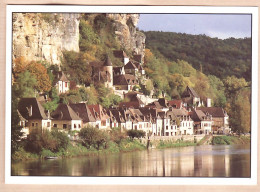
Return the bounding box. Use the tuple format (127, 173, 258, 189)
(144, 31, 251, 81)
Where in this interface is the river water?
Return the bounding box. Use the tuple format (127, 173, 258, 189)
(11, 144, 250, 177)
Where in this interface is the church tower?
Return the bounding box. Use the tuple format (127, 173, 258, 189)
(103, 56, 113, 88)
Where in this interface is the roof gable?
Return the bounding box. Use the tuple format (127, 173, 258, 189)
(69, 103, 96, 122)
(51, 104, 81, 120)
(18, 98, 48, 120)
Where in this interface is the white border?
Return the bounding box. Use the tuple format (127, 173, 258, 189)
(5, 5, 258, 185)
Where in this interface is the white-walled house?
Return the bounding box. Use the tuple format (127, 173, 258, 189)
(69, 103, 97, 128)
(18, 97, 52, 135)
(87, 104, 110, 130)
(53, 71, 70, 95)
(170, 108, 194, 135)
(191, 109, 213, 134)
(51, 104, 82, 131)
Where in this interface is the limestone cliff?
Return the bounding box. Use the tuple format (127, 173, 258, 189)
(106, 14, 145, 56)
(12, 13, 145, 66)
(12, 13, 80, 65)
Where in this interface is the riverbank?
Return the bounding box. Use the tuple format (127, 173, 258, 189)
(12, 135, 250, 162)
(11, 138, 147, 162)
(212, 135, 250, 145)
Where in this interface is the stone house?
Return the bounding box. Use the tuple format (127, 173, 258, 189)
(191, 109, 213, 134)
(197, 107, 230, 134)
(124, 61, 138, 75)
(181, 86, 201, 107)
(51, 103, 82, 131)
(90, 57, 113, 89)
(113, 50, 129, 65)
(18, 97, 52, 135)
(113, 74, 138, 91)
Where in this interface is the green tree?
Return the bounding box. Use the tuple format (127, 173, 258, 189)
(62, 51, 92, 86)
(127, 130, 145, 140)
(79, 126, 108, 149)
(14, 70, 37, 98)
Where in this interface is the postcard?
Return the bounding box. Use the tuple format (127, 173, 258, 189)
(4, 5, 258, 186)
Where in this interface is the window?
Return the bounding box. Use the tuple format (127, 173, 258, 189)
(74, 124, 77, 129)
(53, 124, 57, 128)
(65, 82, 67, 87)
(139, 124, 142, 129)
(63, 124, 67, 129)
(36, 123, 38, 127)
(135, 125, 137, 130)
(78, 124, 81, 128)
(166, 132, 169, 136)
(47, 122, 50, 127)
(166, 126, 168, 130)
(32, 123, 34, 127)
(101, 121, 106, 126)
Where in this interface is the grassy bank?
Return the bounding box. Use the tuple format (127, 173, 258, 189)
(212, 135, 250, 145)
(11, 138, 146, 162)
(155, 139, 197, 149)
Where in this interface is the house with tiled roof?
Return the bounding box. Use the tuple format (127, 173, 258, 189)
(197, 107, 230, 134)
(168, 100, 185, 109)
(133, 54, 143, 64)
(166, 110, 178, 136)
(170, 108, 194, 135)
(124, 61, 138, 75)
(113, 50, 129, 65)
(53, 71, 70, 95)
(69, 103, 97, 128)
(108, 109, 127, 129)
(119, 91, 145, 108)
(113, 74, 138, 91)
(181, 86, 201, 107)
(191, 109, 212, 134)
(128, 108, 150, 136)
(113, 66, 125, 76)
(18, 97, 52, 135)
(87, 104, 110, 129)
(51, 103, 82, 131)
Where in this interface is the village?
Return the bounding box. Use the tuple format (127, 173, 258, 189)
(17, 50, 230, 139)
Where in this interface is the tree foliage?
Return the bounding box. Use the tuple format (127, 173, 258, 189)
(79, 126, 109, 149)
(127, 130, 146, 140)
(144, 31, 251, 81)
(13, 57, 52, 93)
(25, 129, 69, 153)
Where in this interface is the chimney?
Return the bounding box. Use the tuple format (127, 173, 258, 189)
(207, 98, 211, 107)
(47, 110, 50, 119)
(29, 105, 32, 116)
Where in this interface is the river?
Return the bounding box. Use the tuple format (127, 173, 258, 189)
(11, 144, 250, 177)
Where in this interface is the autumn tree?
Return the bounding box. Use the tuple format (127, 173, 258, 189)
(13, 57, 52, 93)
(26, 61, 52, 92)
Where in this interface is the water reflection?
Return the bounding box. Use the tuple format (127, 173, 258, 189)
(12, 144, 250, 177)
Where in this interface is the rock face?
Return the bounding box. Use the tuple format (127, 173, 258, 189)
(12, 13, 80, 65)
(12, 13, 145, 66)
(106, 14, 146, 56)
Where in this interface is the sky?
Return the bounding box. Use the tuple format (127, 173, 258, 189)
(138, 14, 251, 39)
